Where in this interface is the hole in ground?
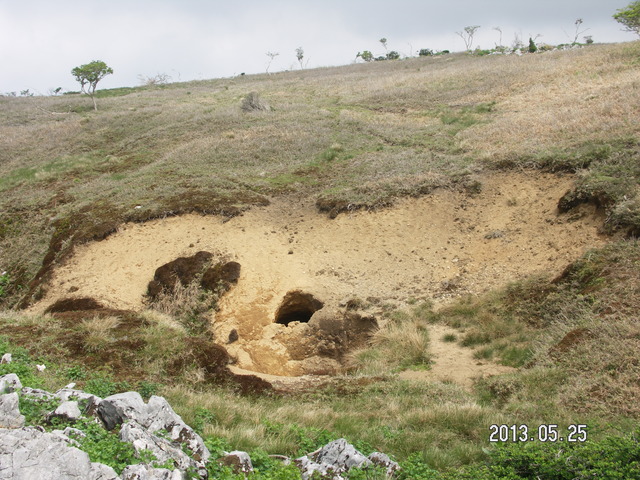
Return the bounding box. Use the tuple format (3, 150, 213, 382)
(275, 290, 324, 326)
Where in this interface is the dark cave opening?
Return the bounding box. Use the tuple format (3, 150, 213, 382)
(275, 290, 324, 326)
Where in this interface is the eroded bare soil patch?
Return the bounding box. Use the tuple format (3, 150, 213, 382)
(30, 172, 608, 380)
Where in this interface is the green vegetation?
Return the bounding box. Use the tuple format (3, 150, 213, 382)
(71, 60, 114, 110)
(614, 1, 640, 36)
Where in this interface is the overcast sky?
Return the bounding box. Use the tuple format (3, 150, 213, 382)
(1, 0, 636, 95)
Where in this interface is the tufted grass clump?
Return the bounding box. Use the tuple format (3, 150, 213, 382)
(347, 307, 432, 375)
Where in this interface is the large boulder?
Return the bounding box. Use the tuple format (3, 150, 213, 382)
(0, 393, 25, 429)
(98, 393, 210, 474)
(0, 426, 118, 479)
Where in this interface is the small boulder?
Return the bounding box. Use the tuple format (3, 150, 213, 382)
(98, 392, 147, 430)
(1, 353, 12, 364)
(0, 373, 22, 393)
(296, 438, 372, 480)
(121, 464, 185, 479)
(219, 450, 253, 474)
(368, 452, 401, 476)
(0, 392, 25, 428)
(20, 386, 56, 400)
(55, 388, 102, 416)
(46, 401, 83, 424)
(98, 393, 210, 474)
(119, 421, 197, 473)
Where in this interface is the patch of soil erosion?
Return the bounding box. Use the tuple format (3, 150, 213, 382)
(41, 296, 272, 395)
(143, 251, 377, 377)
(30, 172, 609, 379)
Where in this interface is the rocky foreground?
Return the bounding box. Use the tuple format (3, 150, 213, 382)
(0, 373, 399, 479)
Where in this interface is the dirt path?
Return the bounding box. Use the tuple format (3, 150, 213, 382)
(31, 171, 607, 379)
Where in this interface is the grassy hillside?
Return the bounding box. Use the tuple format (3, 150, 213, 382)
(1, 42, 640, 477)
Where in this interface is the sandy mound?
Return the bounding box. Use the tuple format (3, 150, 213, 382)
(31, 171, 607, 378)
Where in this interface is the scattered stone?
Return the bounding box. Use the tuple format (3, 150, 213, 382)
(62, 426, 86, 439)
(20, 386, 56, 401)
(0, 373, 22, 393)
(121, 464, 185, 480)
(1, 375, 398, 480)
(219, 450, 253, 474)
(119, 421, 197, 473)
(1, 353, 12, 364)
(46, 401, 83, 424)
(368, 452, 401, 476)
(36, 364, 46, 372)
(484, 230, 504, 239)
(55, 387, 102, 406)
(228, 329, 239, 344)
(296, 438, 372, 480)
(0, 392, 25, 428)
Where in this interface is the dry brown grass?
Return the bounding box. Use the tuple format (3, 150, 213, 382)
(460, 43, 640, 159)
(80, 315, 122, 352)
(347, 308, 432, 375)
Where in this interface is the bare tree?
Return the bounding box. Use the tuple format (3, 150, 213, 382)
(512, 31, 524, 50)
(265, 51, 280, 74)
(456, 26, 480, 51)
(567, 18, 590, 45)
(493, 26, 503, 48)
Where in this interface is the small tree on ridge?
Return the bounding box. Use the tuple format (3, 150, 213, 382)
(71, 60, 113, 111)
(457, 26, 480, 51)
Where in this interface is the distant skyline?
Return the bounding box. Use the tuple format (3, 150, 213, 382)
(1, 0, 636, 95)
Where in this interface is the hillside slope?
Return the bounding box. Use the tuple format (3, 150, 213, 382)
(1, 42, 640, 476)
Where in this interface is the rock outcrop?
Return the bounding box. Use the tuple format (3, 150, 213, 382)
(0, 373, 399, 479)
